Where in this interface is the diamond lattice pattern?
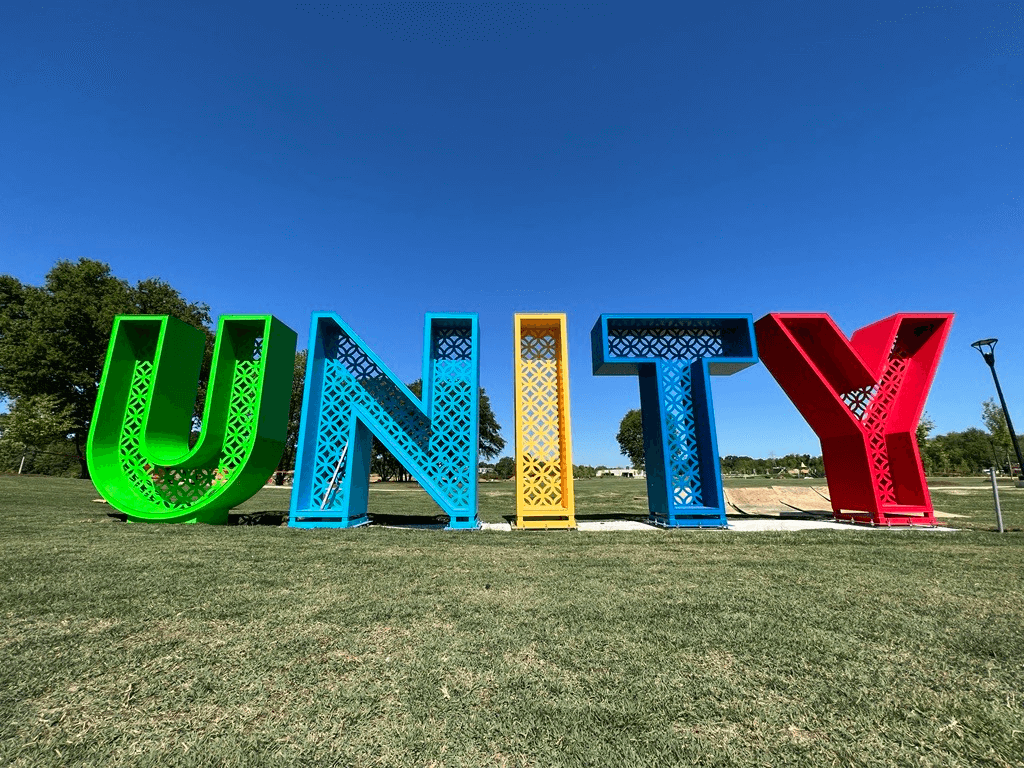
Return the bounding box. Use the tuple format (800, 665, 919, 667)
(607, 321, 720, 511)
(117, 334, 263, 510)
(518, 330, 565, 508)
(660, 360, 703, 507)
(839, 340, 911, 505)
(312, 324, 475, 512)
(608, 319, 725, 360)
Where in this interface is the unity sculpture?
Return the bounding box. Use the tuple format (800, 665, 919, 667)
(87, 310, 953, 529)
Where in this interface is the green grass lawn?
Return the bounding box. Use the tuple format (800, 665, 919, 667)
(2, 474, 1023, 767)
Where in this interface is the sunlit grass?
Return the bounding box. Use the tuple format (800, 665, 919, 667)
(1, 474, 1022, 767)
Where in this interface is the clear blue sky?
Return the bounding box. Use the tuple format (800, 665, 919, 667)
(2, 1, 1022, 466)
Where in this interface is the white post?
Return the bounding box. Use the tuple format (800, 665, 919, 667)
(989, 467, 1005, 534)
(18, 454, 26, 474)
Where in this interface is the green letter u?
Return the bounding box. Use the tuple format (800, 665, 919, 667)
(87, 315, 296, 523)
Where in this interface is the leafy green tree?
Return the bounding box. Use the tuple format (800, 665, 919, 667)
(916, 411, 935, 473)
(0, 393, 72, 471)
(807, 455, 825, 477)
(921, 438, 950, 475)
(981, 399, 1013, 471)
(928, 428, 994, 475)
(477, 389, 506, 460)
(916, 411, 935, 448)
(372, 439, 407, 482)
(616, 409, 644, 469)
(0, 259, 212, 478)
(0, 394, 75, 449)
(0, 394, 79, 475)
(494, 456, 515, 479)
(914, 412, 936, 474)
(573, 464, 597, 479)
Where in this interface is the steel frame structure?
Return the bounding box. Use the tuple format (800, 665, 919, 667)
(87, 314, 297, 524)
(514, 314, 575, 529)
(289, 313, 480, 529)
(755, 313, 953, 526)
(591, 314, 758, 528)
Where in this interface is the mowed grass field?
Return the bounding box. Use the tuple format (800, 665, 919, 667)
(2, 474, 1023, 767)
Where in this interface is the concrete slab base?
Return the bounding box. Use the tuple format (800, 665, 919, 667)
(481, 522, 513, 532)
(381, 518, 958, 533)
(727, 519, 957, 532)
(576, 520, 660, 532)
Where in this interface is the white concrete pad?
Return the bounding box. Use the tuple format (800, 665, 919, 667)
(576, 520, 660, 532)
(727, 518, 957, 532)
(481, 521, 513, 532)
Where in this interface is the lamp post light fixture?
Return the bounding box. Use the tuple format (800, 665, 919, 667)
(971, 338, 1024, 488)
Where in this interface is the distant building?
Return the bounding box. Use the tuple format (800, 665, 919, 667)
(597, 467, 646, 479)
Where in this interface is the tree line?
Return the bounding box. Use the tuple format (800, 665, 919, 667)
(614, 410, 827, 476)
(615, 406, 1023, 479)
(477, 459, 608, 481)
(0, 259, 504, 480)
(916, 403, 1021, 476)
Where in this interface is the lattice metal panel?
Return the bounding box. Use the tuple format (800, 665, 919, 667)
(88, 315, 296, 524)
(291, 313, 480, 529)
(592, 315, 758, 528)
(607, 319, 725, 360)
(515, 315, 574, 528)
(432, 322, 474, 360)
(428, 360, 475, 509)
(428, 322, 476, 509)
(841, 386, 873, 419)
(660, 360, 703, 508)
(852, 342, 910, 506)
(755, 313, 953, 526)
(830, 331, 921, 514)
(311, 329, 433, 511)
(114, 337, 264, 507)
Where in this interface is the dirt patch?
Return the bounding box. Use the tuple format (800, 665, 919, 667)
(724, 488, 790, 516)
(771, 486, 832, 512)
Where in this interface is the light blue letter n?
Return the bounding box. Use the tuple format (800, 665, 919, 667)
(290, 313, 480, 529)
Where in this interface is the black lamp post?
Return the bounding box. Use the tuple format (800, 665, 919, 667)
(972, 338, 1024, 485)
